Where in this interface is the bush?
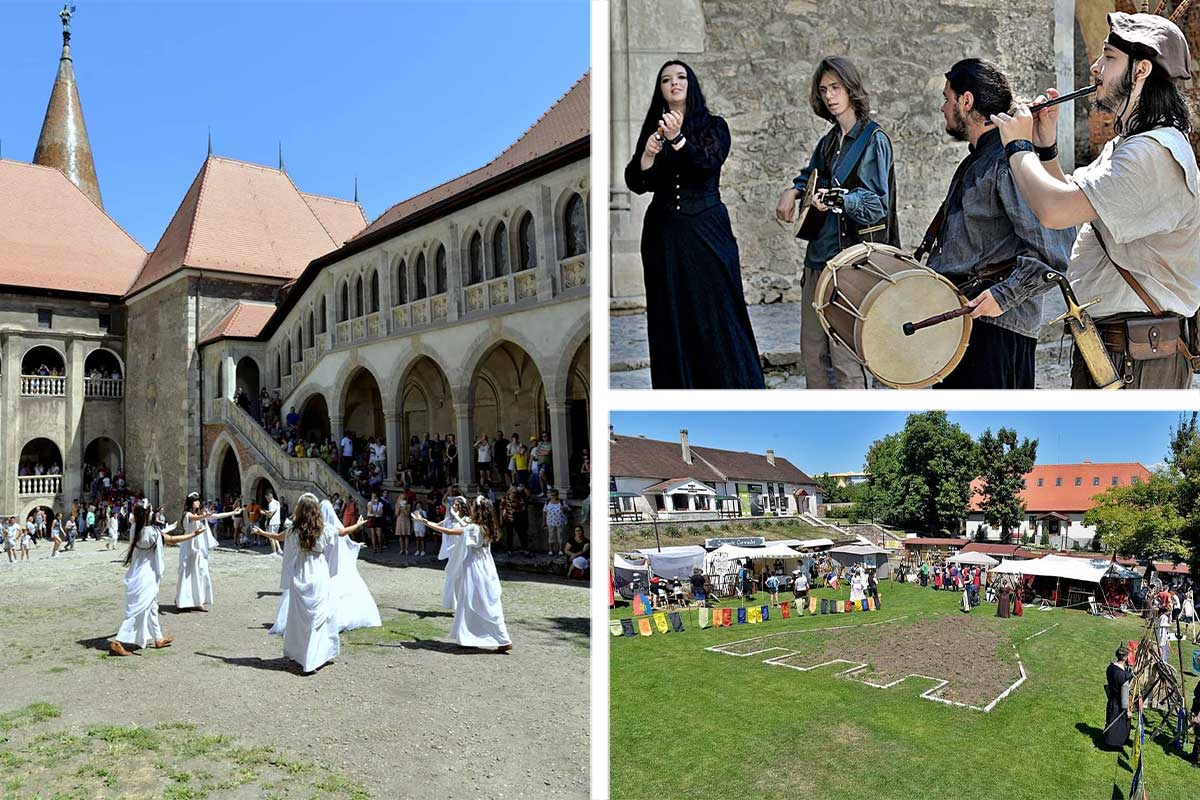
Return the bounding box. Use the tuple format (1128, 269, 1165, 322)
(1039, 532, 1050, 547)
(663, 525, 682, 539)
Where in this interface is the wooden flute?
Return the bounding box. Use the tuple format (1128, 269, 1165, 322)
(983, 84, 1098, 126)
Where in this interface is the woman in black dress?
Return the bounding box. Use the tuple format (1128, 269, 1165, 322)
(625, 61, 764, 389)
(1103, 644, 1132, 749)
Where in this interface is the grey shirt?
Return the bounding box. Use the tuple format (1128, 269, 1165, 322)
(926, 129, 1075, 338)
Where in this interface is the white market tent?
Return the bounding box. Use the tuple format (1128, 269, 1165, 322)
(613, 553, 651, 592)
(774, 537, 835, 550)
(633, 545, 707, 579)
(990, 554, 1137, 582)
(947, 551, 1000, 567)
(704, 542, 806, 596)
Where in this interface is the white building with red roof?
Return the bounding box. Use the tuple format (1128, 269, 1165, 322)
(966, 462, 1151, 549)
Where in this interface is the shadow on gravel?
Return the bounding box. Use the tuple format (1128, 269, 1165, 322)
(523, 616, 589, 643)
(195, 651, 298, 673)
(77, 635, 117, 653)
(391, 606, 454, 619)
(255, 591, 282, 599)
(349, 637, 503, 656)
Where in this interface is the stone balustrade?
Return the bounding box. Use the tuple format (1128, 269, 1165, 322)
(18, 474, 61, 497)
(84, 376, 124, 399)
(20, 375, 66, 396)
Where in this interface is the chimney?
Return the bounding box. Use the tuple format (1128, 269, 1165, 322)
(766, 449, 776, 467)
(609, 423, 615, 444)
(680, 429, 692, 465)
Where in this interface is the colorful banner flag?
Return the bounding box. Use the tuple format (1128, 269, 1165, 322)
(761, 605, 770, 621)
(821, 599, 829, 615)
(722, 608, 733, 627)
(621, 618, 636, 637)
(669, 611, 684, 633)
(638, 618, 652, 637)
(809, 597, 818, 614)
(609, 620, 623, 637)
(781, 603, 791, 619)
(653, 612, 669, 633)
(866, 598, 874, 611)
(699, 608, 711, 629)
(835, 601, 844, 613)
(748, 607, 759, 624)
(632, 594, 651, 617)
(737, 607, 747, 625)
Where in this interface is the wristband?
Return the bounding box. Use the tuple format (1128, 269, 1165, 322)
(1004, 139, 1036, 159)
(1035, 142, 1058, 161)
(669, 132, 685, 146)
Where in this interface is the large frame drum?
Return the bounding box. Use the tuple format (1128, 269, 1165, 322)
(813, 244, 971, 389)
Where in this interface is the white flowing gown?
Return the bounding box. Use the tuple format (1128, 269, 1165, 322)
(849, 573, 866, 604)
(323, 501, 381, 632)
(176, 514, 217, 608)
(117, 526, 166, 647)
(269, 528, 297, 635)
(438, 499, 466, 610)
(448, 523, 511, 648)
(282, 525, 340, 673)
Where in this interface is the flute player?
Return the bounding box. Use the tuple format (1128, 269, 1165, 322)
(992, 11, 1200, 389)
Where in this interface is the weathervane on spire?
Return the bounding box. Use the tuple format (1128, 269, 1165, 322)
(60, 4, 76, 40)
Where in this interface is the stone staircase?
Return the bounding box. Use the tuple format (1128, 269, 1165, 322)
(216, 398, 367, 510)
(798, 511, 849, 536)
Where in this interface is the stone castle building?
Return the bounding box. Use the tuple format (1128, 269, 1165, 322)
(609, 0, 1175, 309)
(1, 14, 591, 524)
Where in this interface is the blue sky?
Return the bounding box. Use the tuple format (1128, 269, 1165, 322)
(610, 411, 1195, 475)
(2, 0, 589, 248)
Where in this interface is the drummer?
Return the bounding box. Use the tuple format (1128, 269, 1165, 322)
(923, 59, 1074, 389)
(775, 56, 899, 389)
(991, 12, 1200, 390)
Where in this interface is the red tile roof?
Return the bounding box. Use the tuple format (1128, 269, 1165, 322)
(690, 445, 812, 485)
(199, 302, 278, 345)
(0, 159, 146, 296)
(352, 73, 589, 241)
(969, 462, 1151, 513)
(300, 192, 368, 246)
(901, 537, 969, 548)
(960, 542, 1039, 559)
(610, 434, 813, 485)
(126, 157, 362, 297)
(1152, 561, 1190, 575)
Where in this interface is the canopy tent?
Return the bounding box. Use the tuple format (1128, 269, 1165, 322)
(947, 551, 1000, 567)
(704, 542, 807, 597)
(775, 537, 835, 550)
(613, 553, 651, 593)
(829, 543, 892, 579)
(634, 545, 707, 579)
(990, 554, 1138, 583)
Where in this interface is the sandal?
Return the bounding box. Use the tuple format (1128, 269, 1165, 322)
(109, 641, 131, 657)
(151, 637, 174, 648)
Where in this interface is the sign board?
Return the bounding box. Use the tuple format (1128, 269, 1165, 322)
(705, 536, 766, 549)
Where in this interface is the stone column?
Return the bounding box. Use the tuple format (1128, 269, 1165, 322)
(453, 401, 474, 491)
(535, 183, 557, 301)
(445, 222, 463, 321)
(1054, 0, 1075, 172)
(63, 338, 85, 503)
(546, 397, 571, 499)
(224, 353, 237, 400)
(383, 411, 400, 486)
(377, 249, 393, 334)
(0, 334, 19, 515)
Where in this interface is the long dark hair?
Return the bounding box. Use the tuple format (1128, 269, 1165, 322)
(809, 56, 871, 123)
(945, 58, 1012, 119)
(470, 497, 502, 544)
(123, 505, 153, 566)
(634, 60, 715, 157)
(292, 494, 323, 551)
(180, 494, 201, 532)
(1120, 45, 1192, 136)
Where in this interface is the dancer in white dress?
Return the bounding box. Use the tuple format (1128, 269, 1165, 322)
(266, 502, 372, 635)
(418, 497, 513, 652)
(257, 493, 355, 674)
(110, 504, 208, 656)
(437, 497, 469, 610)
(849, 568, 867, 605)
(176, 493, 241, 611)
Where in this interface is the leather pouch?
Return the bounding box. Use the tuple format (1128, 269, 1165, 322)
(1125, 316, 1181, 361)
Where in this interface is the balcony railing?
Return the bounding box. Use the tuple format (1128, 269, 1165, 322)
(21, 375, 66, 397)
(18, 474, 61, 497)
(336, 320, 351, 345)
(85, 377, 124, 399)
(515, 271, 538, 301)
(366, 312, 382, 338)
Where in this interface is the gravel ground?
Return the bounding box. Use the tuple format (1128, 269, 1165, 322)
(0, 539, 589, 799)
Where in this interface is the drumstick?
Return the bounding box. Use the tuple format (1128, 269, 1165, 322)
(902, 305, 972, 336)
(983, 84, 1097, 126)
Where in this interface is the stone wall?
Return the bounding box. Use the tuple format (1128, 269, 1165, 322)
(611, 0, 1063, 306)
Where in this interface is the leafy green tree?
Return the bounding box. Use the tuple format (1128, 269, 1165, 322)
(861, 412, 978, 533)
(815, 473, 847, 505)
(1084, 473, 1188, 561)
(975, 427, 1038, 543)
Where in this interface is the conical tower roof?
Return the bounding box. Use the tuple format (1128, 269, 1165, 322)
(33, 8, 102, 209)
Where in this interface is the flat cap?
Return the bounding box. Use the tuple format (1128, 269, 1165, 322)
(1107, 12, 1192, 80)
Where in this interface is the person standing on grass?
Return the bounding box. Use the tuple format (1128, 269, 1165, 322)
(1181, 590, 1197, 643)
(1156, 605, 1172, 662)
(417, 496, 513, 653)
(867, 568, 881, 610)
(793, 569, 809, 604)
(1103, 643, 1133, 749)
(766, 572, 780, 604)
(110, 503, 209, 657)
(690, 568, 707, 606)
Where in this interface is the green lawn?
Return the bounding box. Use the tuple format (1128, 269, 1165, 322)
(610, 581, 1200, 800)
(611, 521, 835, 551)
